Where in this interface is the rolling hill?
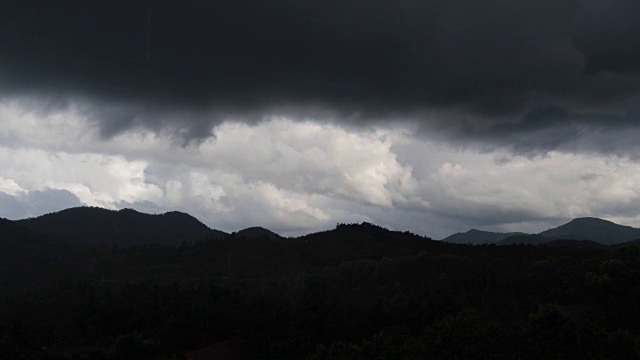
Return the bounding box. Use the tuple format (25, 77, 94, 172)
(17, 207, 226, 247)
(444, 217, 640, 246)
(235, 226, 281, 239)
(539, 217, 640, 245)
(442, 229, 527, 244)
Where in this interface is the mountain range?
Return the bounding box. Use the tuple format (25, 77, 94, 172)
(3, 207, 640, 248)
(443, 217, 640, 246)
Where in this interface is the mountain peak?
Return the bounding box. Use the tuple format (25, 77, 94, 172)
(539, 217, 640, 245)
(236, 227, 281, 239)
(570, 217, 615, 224)
(17, 207, 227, 247)
(118, 208, 141, 214)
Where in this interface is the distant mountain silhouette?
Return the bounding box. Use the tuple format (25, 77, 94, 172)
(443, 217, 640, 246)
(17, 207, 226, 247)
(443, 229, 527, 244)
(539, 217, 640, 245)
(292, 222, 443, 265)
(12, 206, 640, 250)
(236, 227, 281, 239)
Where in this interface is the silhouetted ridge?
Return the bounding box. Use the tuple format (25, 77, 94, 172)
(443, 217, 640, 246)
(443, 229, 527, 244)
(289, 222, 442, 266)
(539, 217, 640, 245)
(235, 227, 281, 239)
(17, 206, 226, 247)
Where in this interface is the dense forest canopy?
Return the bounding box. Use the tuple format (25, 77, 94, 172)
(2, 209, 640, 359)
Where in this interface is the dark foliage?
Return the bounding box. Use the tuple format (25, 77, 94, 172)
(2, 220, 640, 359)
(16, 207, 226, 247)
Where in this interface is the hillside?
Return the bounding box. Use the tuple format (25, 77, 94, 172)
(3, 217, 640, 358)
(0, 217, 73, 287)
(4, 211, 640, 358)
(235, 226, 281, 239)
(442, 229, 527, 244)
(443, 217, 640, 246)
(296, 222, 443, 262)
(539, 217, 640, 245)
(17, 207, 226, 247)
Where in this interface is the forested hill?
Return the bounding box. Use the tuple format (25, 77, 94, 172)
(540, 217, 640, 245)
(235, 226, 281, 239)
(3, 211, 640, 358)
(16, 206, 226, 247)
(11, 207, 640, 248)
(444, 217, 640, 245)
(443, 229, 526, 244)
(2, 220, 640, 358)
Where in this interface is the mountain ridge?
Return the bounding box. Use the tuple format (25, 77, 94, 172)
(235, 226, 281, 239)
(16, 206, 226, 247)
(443, 229, 527, 244)
(8, 207, 640, 248)
(539, 217, 640, 245)
(444, 217, 640, 246)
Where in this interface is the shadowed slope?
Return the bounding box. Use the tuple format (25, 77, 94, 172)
(235, 227, 281, 240)
(444, 217, 640, 246)
(443, 229, 527, 244)
(0, 217, 73, 287)
(17, 207, 226, 247)
(539, 217, 640, 245)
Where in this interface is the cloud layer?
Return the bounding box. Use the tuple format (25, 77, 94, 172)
(3, 101, 640, 238)
(1, 0, 639, 154)
(2, 2, 640, 237)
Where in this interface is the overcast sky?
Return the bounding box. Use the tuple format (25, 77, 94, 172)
(1, 0, 640, 238)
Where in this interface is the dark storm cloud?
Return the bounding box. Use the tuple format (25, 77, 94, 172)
(1, 0, 639, 148)
(455, 106, 640, 157)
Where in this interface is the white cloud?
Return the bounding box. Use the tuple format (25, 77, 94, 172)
(0, 148, 163, 208)
(4, 98, 640, 238)
(0, 176, 23, 196)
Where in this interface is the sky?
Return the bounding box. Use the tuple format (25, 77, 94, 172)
(1, 0, 640, 238)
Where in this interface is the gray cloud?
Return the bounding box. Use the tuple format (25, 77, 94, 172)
(5, 1, 640, 239)
(449, 107, 640, 158)
(1, 0, 639, 151)
(5, 111, 640, 238)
